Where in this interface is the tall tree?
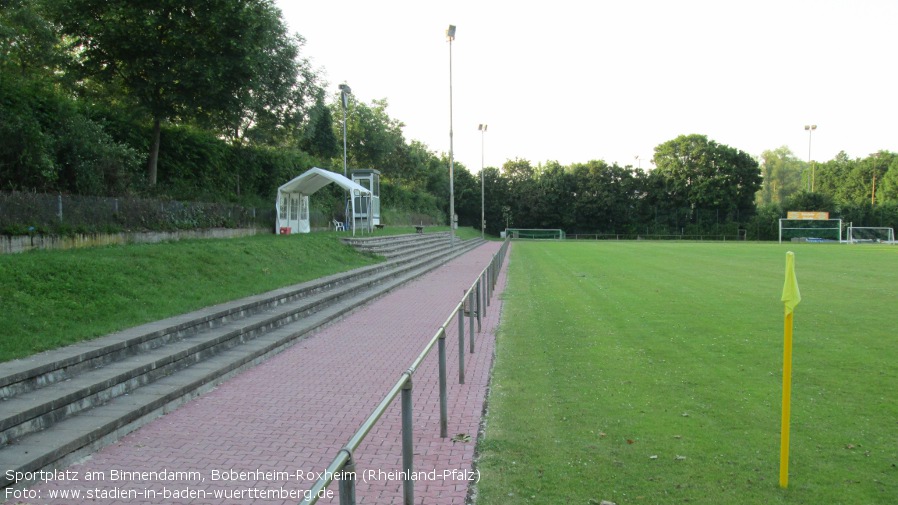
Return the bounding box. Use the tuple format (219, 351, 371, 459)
(813, 151, 854, 203)
(532, 161, 575, 230)
(299, 99, 339, 159)
(569, 160, 640, 233)
(757, 146, 803, 205)
(338, 98, 407, 180)
(48, 0, 302, 185)
(0, 0, 66, 80)
(652, 134, 761, 221)
(878, 154, 898, 203)
(501, 158, 537, 228)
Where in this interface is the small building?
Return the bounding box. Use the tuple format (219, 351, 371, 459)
(349, 169, 381, 229)
(275, 167, 372, 235)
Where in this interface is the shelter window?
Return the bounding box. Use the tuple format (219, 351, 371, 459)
(300, 196, 308, 220)
(280, 196, 288, 219)
(290, 196, 298, 220)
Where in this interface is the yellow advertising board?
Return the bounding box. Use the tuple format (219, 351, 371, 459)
(786, 211, 829, 220)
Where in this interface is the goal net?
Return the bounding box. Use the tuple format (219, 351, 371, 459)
(506, 228, 565, 240)
(847, 226, 895, 244)
(778, 219, 842, 243)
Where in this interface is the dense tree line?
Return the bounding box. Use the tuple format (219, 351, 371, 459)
(0, 0, 459, 224)
(467, 135, 763, 238)
(2, 1, 896, 239)
(752, 148, 898, 238)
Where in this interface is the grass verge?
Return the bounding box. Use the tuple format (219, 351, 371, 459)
(477, 241, 897, 504)
(0, 231, 384, 362)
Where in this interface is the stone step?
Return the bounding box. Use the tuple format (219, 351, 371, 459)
(0, 233, 449, 400)
(0, 237, 480, 443)
(342, 232, 451, 258)
(0, 237, 485, 490)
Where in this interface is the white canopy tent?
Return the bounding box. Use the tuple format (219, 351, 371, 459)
(275, 167, 372, 235)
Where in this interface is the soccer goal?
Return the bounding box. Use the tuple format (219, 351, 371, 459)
(846, 225, 895, 244)
(505, 228, 565, 240)
(778, 218, 842, 243)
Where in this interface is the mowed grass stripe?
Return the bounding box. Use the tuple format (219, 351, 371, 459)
(478, 241, 897, 504)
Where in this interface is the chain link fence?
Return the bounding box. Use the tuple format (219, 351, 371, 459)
(0, 191, 279, 235)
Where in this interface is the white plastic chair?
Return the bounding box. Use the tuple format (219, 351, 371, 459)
(333, 219, 346, 231)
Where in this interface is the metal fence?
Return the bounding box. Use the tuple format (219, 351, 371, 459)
(301, 238, 510, 505)
(0, 191, 278, 234)
(566, 232, 746, 241)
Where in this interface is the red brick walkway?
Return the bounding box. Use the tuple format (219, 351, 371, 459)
(26, 241, 509, 505)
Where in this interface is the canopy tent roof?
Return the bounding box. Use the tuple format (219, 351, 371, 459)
(277, 167, 371, 196)
(276, 167, 373, 236)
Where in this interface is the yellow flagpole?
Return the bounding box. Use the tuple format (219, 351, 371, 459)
(779, 251, 801, 488)
(779, 309, 794, 488)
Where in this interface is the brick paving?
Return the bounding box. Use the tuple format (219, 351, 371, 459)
(24, 241, 509, 505)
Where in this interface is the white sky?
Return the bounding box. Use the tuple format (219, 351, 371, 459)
(276, 0, 897, 173)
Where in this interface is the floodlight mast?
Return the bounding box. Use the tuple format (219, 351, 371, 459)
(804, 124, 817, 191)
(478, 124, 487, 239)
(447, 24, 456, 247)
(340, 84, 352, 179)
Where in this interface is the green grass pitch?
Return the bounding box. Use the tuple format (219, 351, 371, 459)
(476, 241, 897, 504)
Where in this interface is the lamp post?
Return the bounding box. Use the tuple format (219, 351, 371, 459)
(478, 124, 487, 239)
(804, 124, 816, 192)
(339, 84, 352, 179)
(871, 152, 880, 206)
(447, 25, 456, 247)
(635, 155, 641, 169)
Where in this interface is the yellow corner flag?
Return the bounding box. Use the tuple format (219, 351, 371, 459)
(779, 251, 800, 488)
(781, 252, 802, 315)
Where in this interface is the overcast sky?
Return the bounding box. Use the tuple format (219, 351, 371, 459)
(275, 0, 897, 173)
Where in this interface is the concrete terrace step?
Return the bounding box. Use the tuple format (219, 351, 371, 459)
(0, 235, 486, 490)
(342, 231, 451, 259)
(0, 232, 447, 400)
(0, 237, 477, 444)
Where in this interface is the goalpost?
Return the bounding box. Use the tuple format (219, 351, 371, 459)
(505, 228, 566, 240)
(846, 225, 896, 244)
(778, 211, 842, 244)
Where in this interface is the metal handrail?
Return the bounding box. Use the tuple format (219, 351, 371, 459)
(301, 238, 509, 505)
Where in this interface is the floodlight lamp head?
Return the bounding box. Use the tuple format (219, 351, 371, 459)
(339, 84, 351, 95)
(446, 25, 456, 41)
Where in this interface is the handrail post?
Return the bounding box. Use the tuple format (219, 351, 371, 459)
(487, 264, 493, 303)
(479, 272, 487, 318)
(457, 308, 465, 384)
(476, 277, 482, 332)
(468, 289, 475, 353)
(438, 330, 448, 438)
(401, 378, 414, 505)
(338, 457, 357, 505)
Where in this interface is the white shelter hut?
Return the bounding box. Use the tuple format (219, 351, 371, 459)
(275, 167, 372, 236)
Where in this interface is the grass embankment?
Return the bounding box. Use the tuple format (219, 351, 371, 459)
(0, 231, 387, 362)
(477, 241, 897, 504)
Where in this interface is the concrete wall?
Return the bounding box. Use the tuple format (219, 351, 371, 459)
(1, 228, 268, 254)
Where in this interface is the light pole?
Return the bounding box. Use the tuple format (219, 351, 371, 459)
(447, 25, 456, 247)
(804, 124, 816, 192)
(871, 152, 880, 206)
(635, 155, 641, 169)
(339, 84, 352, 179)
(478, 124, 487, 239)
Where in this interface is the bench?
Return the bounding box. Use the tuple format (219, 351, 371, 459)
(415, 225, 424, 234)
(374, 224, 385, 230)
